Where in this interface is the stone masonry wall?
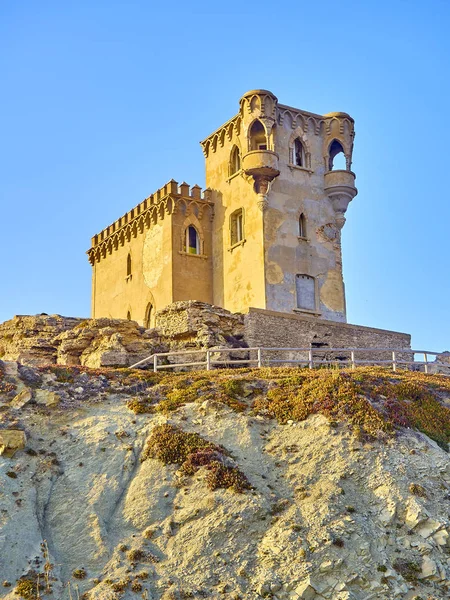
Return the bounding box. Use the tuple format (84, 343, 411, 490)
(244, 308, 411, 366)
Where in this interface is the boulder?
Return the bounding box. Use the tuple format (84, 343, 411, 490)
(10, 388, 33, 409)
(35, 389, 61, 407)
(0, 429, 27, 457)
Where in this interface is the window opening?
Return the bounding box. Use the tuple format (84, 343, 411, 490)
(294, 139, 304, 167)
(299, 213, 306, 238)
(186, 225, 200, 254)
(230, 146, 241, 176)
(230, 209, 244, 246)
(328, 140, 346, 171)
(126, 253, 132, 278)
(126, 311, 131, 321)
(249, 120, 267, 151)
(296, 274, 316, 311)
(144, 303, 153, 328)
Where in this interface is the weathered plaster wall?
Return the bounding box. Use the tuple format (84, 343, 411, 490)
(202, 90, 356, 322)
(263, 119, 348, 321)
(171, 205, 214, 305)
(90, 185, 214, 326)
(206, 139, 266, 313)
(92, 229, 161, 325)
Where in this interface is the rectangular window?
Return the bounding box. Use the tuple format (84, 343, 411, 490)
(230, 209, 244, 246)
(296, 274, 316, 311)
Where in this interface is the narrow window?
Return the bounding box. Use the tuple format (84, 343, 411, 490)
(230, 209, 244, 246)
(249, 120, 267, 151)
(126, 310, 131, 320)
(299, 213, 306, 238)
(294, 138, 304, 167)
(126, 253, 132, 278)
(328, 140, 346, 171)
(144, 303, 153, 328)
(230, 146, 241, 176)
(296, 274, 316, 311)
(185, 225, 200, 254)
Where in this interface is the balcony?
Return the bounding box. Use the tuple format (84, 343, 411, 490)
(324, 170, 358, 215)
(324, 170, 357, 195)
(242, 150, 280, 179)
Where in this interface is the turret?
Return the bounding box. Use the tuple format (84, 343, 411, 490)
(239, 90, 280, 210)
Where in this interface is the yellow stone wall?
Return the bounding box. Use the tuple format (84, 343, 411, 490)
(202, 90, 357, 322)
(89, 184, 214, 326)
(89, 90, 357, 325)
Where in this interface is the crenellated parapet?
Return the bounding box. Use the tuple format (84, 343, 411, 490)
(87, 180, 214, 265)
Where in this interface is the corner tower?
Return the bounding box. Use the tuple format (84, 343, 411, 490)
(201, 90, 357, 322)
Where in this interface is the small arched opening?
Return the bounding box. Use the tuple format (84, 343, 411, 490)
(185, 225, 200, 255)
(126, 253, 132, 278)
(299, 213, 307, 238)
(328, 140, 346, 171)
(126, 310, 131, 321)
(144, 302, 154, 329)
(230, 146, 241, 176)
(249, 120, 267, 151)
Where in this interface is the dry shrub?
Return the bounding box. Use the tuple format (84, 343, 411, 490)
(142, 424, 250, 492)
(141, 424, 220, 464)
(205, 462, 251, 492)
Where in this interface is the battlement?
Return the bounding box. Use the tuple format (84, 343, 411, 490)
(87, 180, 213, 264)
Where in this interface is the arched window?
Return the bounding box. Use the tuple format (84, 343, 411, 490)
(185, 225, 200, 255)
(126, 253, 132, 279)
(230, 208, 244, 246)
(328, 140, 346, 171)
(144, 302, 153, 328)
(126, 310, 131, 321)
(294, 138, 305, 167)
(249, 120, 267, 151)
(296, 274, 316, 311)
(230, 146, 241, 176)
(299, 213, 307, 238)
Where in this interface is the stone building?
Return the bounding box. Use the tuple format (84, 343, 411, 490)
(87, 89, 358, 327)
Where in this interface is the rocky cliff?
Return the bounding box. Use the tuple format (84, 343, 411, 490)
(0, 303, 245, 369)
(2, 361, 450, 599)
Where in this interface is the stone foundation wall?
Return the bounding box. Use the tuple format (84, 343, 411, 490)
(244, 308, 411, 366)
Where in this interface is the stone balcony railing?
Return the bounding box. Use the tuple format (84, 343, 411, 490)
(242, 150, 280, 179)
(324, 170, 357, 194)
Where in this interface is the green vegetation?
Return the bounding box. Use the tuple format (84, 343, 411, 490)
(32, 363, 450, 451)
(72, 568, 87, 579)
(142, 424, 250, 492)
(14, 579, 37, 599)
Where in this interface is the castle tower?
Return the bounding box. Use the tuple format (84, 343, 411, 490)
(201, 90, 357, 322)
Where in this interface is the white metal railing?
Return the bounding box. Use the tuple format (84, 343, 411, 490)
(129, 347, 450, 375)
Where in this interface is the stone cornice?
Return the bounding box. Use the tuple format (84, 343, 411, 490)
(87, 180, 214, 265)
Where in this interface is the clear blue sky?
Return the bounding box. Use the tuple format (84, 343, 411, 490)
(1, 0, 449, 351)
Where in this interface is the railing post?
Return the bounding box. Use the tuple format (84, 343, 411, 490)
(206, 350, 211, 371)
(424, 352, 428, 374)
(392, 351, 397, 372)
(351, 350, 355, 370)
(153, 355, 158, 373)
(309, 348, 313, 370)
(257, 348, 262, 368)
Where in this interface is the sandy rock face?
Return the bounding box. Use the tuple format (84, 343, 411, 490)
(0, 428, 26, 457)
(1, 362, 450, 599)
(0, 314, 83, 364)
(0, 303, 246, 369)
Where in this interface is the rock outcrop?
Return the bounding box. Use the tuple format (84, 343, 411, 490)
(0, 302, 246, 369)
(1, 361, 450, 599)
